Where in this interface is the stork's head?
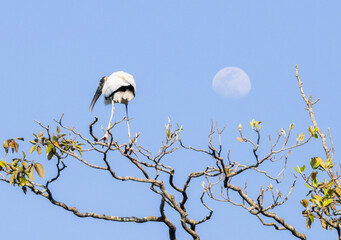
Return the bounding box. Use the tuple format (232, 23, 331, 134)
(89, 76, 108, 112)
(101, 76, 108, 83)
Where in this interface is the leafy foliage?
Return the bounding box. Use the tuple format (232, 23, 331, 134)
(1, 137, 43, 194)
(0, 126, 84, 194)
(297, 155, 340, 230)
(0, 66, 340, 240)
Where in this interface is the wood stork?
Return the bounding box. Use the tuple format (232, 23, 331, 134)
(89, 71, 136, 142)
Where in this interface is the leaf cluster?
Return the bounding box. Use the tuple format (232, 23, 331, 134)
(29, 127, 84, 159)
(1, 138, 44, 194)
(297, 156, 340, 230)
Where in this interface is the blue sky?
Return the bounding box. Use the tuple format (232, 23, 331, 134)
(1, 1, 340, 239)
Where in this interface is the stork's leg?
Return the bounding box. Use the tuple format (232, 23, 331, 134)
(125, 103, 131, 143)
(108, 100, 115, 130)
(99, 100, 115, 143)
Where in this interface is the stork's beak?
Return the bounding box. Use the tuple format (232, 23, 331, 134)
(89, 77, 106, 112)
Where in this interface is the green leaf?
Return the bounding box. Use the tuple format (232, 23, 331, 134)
(316, 157, 326, 170)
(18, 175, 27, 186)
(300, 165, 305, 172)
(52, 136, 58, 142)
(46, 143, 54, 155)
(16, 137, 24, 141)
(57, 126, 61, 135)
(294, 165, 305, 174)
(249, 119, 261, 129)
(294, 166, 300, 173)
(34, 163, 44, 178)
(310, 157, 319, 169)
(311, 171, 318, 181)
(309, 214, 314, 223)
(47, 148, 55, 160)
(299, 165, 306, 172)
(289, 123, 294, 131)
(308, 126, 319, 139)
(308, 126, 314, 135)
(323, 199, 333, 207)
(29, 145, 36, 154)
(325, 188, 334, 198)
(0, 161, 6, 168)
(26, 165, 34, 181)
(37, 146, 42, 155)
(311, 172, 318, 187)
(326, 159, 333, 169)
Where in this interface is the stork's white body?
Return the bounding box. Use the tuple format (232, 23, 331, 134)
(89, 71, 136, 142)
(102, 71, 136, 104)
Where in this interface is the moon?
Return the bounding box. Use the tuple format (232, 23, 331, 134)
(212, 67, 251, 99)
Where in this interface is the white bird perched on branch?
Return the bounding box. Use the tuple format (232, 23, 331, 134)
(89, 71, 136, 142)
